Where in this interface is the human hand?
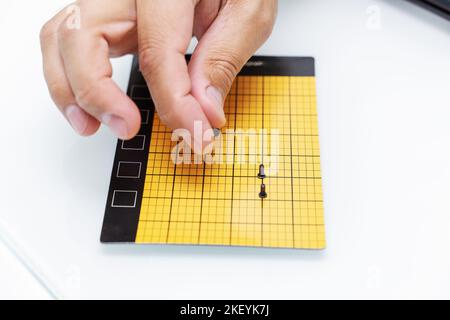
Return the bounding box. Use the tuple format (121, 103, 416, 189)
(40, 0, 277, 150)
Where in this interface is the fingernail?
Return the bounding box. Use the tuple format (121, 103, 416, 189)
(102, 114, 128, 139)
(206, 86, 226, 124)
(65, 104, 88, 135)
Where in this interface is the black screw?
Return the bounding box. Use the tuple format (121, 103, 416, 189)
(213, 128, 221, 137)
(259, 183, 267, 199)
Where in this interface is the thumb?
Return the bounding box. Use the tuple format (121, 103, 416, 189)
(188, 0, 277, 129)
(136, 0, 213, 153)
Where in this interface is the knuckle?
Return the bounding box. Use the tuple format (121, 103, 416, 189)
(75, 81, 99, 110)
(157, 107, 176, 128)
(138, 46, 163, 80)
(157, 102, 184, 130)
(138, 47, 155, 75)
(41, 0, 86, 44)
(47, 81, 70, 106)
(232, 0, 277, 40)
(40, 20, 56, 44)
(257, 11, 276, 39)
(155, 97, 188, 130)
(56, 20, 73, 41)
(49, 2, 84, 42)
(207, 54, 242, 91)
(251, 2, 277, 39)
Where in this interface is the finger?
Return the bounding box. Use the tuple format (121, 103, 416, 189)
(40, 7, 100, 136)
(136, 0, 213, 152)
(57, 2, 141, 140)
(192, 0, 222, 40)
(189, 0, 278, 128)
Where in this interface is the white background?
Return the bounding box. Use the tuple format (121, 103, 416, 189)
(0, 0, 449, 299)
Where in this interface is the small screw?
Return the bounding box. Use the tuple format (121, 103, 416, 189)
(259, 183, 267, 199)
(213, 128, 221, 137)
(257, 164, 266, 179)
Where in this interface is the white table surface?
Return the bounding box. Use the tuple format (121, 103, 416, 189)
(0, 239, 51, 299)
(1, 0, 450, 299)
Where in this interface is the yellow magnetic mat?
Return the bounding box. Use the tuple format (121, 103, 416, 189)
(101, 56, 325, 249)
(137, 76, 324, 248)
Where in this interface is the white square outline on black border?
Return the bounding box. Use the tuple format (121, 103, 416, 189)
(111, 190, 138, 208)
(121, 135, 146, 151)
(116, 161, 142, 179)
(140, 109, 150, 125)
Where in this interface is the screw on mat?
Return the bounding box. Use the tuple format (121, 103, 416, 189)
(257, 164, 266, 179)
(259, 183, 267, 199)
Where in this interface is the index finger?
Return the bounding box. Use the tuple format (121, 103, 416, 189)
(136, 0, 213, 152)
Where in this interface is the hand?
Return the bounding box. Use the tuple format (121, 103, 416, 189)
(40, 0, 277, 150)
